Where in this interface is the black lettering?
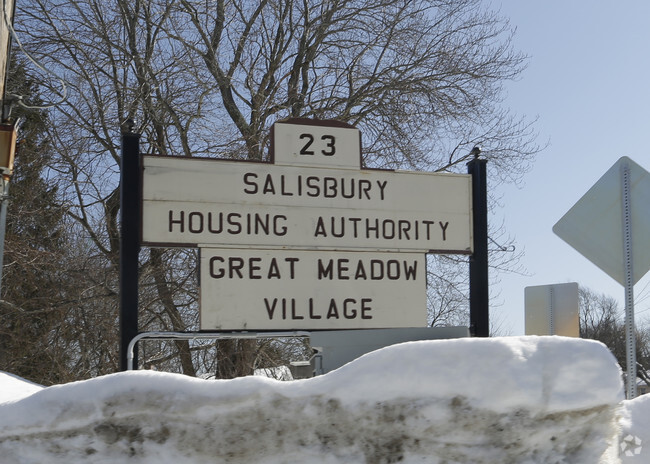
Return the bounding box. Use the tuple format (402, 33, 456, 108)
(274, 215, 288, 236)
(209, 256, 225, 278)
(371, 260, 384, 280)
(423, 220, 435, 240)
(249, 257, 262, 279)
(440, 221, 449, 241)
(208, 212, 224, 233)
(280, 175, 293, 196)
(309, 298, 321, 319)
(377, 180, 388, 200)
(254, 214, 270, 235)
(359, 180, 372, 199)
(321, 134, 335, 156)
(366, 218, 379, 239)
(243, 175, 387, 200)
(337, 259, 350, 280)
(331, 217, 345, 238)
(340, 179, 355, 199)
(354, 260, 367, 279)
(314, 217, 327, 237)
(264, 298, 277, 319)
(361, 298, 372, 319)
(243, 173, 258, 194)
(188, 212, 204, 233)
(326, 299, 339, 319)
(262, 174, 276, 194)
(291, 299, 304, 320)
(169, 210, 184, 232)
(343, 298, 357, 319)
(318, 259, 334, 279)
(306, 176, 320, 197)
(267, 258, 281, 279)
(387, 260, 400, 280)
(404, 261, 418, 280)
(229, 257, 244, 278)
(382, 219, 395, 239)
(398, 220, 410, 240)
(300, 133, 315, 155)
(227, 213, 242, 234)
(323, 177, 338, 198)
(286, 257, 299, 279)
(349, 217, 362, 237)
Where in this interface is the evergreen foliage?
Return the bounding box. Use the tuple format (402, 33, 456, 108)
(0, 57, 72, 384)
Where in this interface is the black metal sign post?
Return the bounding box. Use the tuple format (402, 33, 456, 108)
(120, 123, 141, 370)
(467, 153, 489, 337)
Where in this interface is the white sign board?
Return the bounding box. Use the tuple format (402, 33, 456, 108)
(140, 119, 474, 331)
(553, 156, 650, 285)
(524, 282, 579, 337)
(141, 156, 472, 253)
(199, 248, 426, 330)
(271, 119, 362, 169)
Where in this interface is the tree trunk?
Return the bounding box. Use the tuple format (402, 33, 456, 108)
(149, 249, 196, 377)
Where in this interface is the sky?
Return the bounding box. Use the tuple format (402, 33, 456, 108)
(490, 1, 650, 335)
(0, 336, 642, 463)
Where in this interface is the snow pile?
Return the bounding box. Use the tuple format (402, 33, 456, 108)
(0, 336, 628, 463)
(620, 394, 650, 462)
(0, 372, 43, 403)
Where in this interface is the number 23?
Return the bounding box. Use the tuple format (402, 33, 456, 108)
(300, 133, 336, 156)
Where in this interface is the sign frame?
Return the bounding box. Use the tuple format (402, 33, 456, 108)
(120, 119, 490, 370)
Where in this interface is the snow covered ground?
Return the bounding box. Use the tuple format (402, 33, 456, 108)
(0, 336, 648, 463)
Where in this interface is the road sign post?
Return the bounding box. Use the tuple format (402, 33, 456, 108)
(120, 126, 141, 371)
(554, 156, 650, 398)
(467, 155, 489, 337)
(621, 161, 637, 398)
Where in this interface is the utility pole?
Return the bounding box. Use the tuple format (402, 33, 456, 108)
(0, 0, 17, 297)
(0, 0, 16, 115)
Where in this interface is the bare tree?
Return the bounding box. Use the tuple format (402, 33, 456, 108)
(9, 0, 541, 378)
(579, 286, 650, 387)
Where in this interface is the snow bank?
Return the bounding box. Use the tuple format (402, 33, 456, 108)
(0, 336, 626, 463)
(620, 394, 650, 462)
(0, 371, 43, 403)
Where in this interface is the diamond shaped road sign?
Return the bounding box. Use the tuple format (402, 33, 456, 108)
(553, 156, 650, 286)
